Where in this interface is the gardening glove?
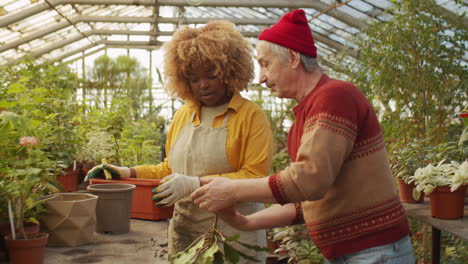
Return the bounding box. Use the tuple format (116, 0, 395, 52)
(84, 164, 130, 182)
(152, 173, 200, 207)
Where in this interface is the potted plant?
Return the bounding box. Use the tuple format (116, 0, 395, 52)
(0, 111, 60, 264)
(85, 116, 173, 221)
(0, 61, 80, 193)
(409, 159, 468, 219)
(389, 138, 429, 203)
(72, 130, 116, 188)
(169, 216, 269, 263)
(43, 115, 80, 192)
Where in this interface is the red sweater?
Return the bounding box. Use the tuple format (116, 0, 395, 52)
(268, 74, 409, 260)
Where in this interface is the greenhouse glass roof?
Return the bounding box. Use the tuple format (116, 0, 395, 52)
(0, 0, 466, 67)
(0, 0, 468, 65)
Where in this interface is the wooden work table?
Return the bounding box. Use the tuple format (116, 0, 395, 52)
(402, 198, 468, 264)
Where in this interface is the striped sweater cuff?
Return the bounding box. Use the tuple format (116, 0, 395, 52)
(268, 174, 288, 205)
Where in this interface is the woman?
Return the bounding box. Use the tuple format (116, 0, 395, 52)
(86, 20, 272, 263)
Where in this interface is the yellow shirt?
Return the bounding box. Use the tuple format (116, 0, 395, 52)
(134, 93, 273, 179)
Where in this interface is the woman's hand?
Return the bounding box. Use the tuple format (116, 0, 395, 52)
(215, 204, 249, 231)
(84, 164, 130, 182)
(152, 173, 200, 206)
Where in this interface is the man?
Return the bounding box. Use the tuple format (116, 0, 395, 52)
(192, 9, 415, 263)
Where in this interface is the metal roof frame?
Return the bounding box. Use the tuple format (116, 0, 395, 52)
(0, 0, 466, 67)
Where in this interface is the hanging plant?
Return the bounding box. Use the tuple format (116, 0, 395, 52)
(169, 216, 269, 263)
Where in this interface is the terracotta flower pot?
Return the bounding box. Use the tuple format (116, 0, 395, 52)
(4, 232, 49, 264)
(56, 168, 80, 192)
(0, 221, 41, 262)
(397, 179, 424, 203)
(429, 185, 467, 219)
(90, 178, 174, 220)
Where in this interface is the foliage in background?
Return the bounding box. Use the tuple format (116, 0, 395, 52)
(389, 138, 430, 183)
(75, 97, 165, 167)
(73, 130, 116, 167)
(86, 54, 159, 120)
(337, 0, 467, 144)
(424, 141, 468, 165)
(0, 59, 80, 168)
(247, 83, 294, 174)
(0, 111, 60, 237)
(71, 55, 167, 167)
(119, 117, 166, 166)
(0, 56, 166, 179)
(268, 225, 323, 264)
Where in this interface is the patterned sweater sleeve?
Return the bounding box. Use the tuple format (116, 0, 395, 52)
(269, 83, 360, 204)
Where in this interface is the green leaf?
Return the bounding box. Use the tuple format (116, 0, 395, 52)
(0, 100, 17, 108)
(224, 234, 240, 241)
(196, 241, 219, 264)
(43, 182, 60, 193)
(223, 243, 240, 264)
(32, 87, 48, 94)
(213, 252, 224, 264)
(7, 82, 26, 94)
(412, 188, 421, 201)
(170, 237, 205, 264)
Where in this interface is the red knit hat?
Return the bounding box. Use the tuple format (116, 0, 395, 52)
(259, 9, 317, 58)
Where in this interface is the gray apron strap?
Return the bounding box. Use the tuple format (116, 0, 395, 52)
(221, 110, 233, 128)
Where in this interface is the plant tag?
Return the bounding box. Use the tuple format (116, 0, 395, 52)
(8, 200, 15, 240)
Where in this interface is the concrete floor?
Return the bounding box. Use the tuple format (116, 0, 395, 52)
(44, 219, 169, 264)
(1, 218, 281, 264)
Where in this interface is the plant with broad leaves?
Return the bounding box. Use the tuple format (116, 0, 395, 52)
(389, 138, 430, 183)
(409, 159, 468, 199)
(0, 111, 60, 239)
(398, 138, 468, 200)
(169, 216, 269, 263)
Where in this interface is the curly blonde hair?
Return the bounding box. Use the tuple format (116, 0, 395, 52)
(163, 20, 254, 104)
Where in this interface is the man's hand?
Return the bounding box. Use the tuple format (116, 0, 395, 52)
(191, 177, 237, 212)
(84, 164, 130, 182)
(152, 173, 200, 207)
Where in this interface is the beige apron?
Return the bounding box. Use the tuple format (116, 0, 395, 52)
(168, 106, 266, 264)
